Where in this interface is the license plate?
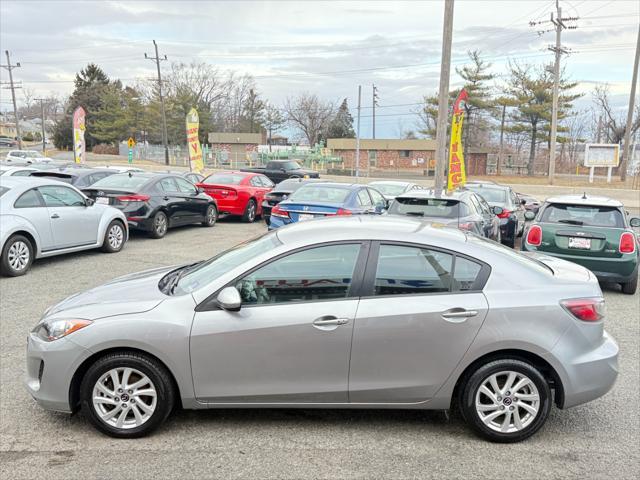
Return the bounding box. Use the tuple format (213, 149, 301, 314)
(96, 197, 109, 205)
(568, 237, 591, 249)
(298, 213, 314, 222)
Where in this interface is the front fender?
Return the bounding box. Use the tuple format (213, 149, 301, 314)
(0, 214, 43, 256)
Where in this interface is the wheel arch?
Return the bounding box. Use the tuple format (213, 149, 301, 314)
(451, 349, 565, 410)
(68, 346, 182, 413)
(5, 229, 39, 256)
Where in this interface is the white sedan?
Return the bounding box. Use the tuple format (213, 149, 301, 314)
(0, 177, 128, 276)
(5, 150, 55, 165)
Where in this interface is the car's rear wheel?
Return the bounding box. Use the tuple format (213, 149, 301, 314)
(621, 274, 638, 295)
(1, 234, 34, 276)
(460, 359, 551, 443)
(149, 211, 168, 239)
(202, 204, 218, 227)
(80, 352, 175, 438)
(101, 220, 126, 253)
(242, 199, 257, 223)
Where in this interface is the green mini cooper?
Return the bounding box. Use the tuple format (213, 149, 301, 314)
(522, 194, 639, 294)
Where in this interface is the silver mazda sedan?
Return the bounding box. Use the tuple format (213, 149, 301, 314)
(25, 216, 618, 442)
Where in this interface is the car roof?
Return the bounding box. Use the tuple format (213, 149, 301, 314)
(545, 194, 623, 208)
(299, 182, 363, 190)
(275, 215, 468, 245)
(368, 180, 414, 186)
(208, 170, 258, 178)
(395, 188, 469, 200)
(464, 183, 508, 191)
(0, 176, 75, 189)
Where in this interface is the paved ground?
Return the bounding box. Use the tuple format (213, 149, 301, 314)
(0, 213, 638, 479)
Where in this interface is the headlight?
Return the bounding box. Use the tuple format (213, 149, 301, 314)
(33, 319, 92, 342)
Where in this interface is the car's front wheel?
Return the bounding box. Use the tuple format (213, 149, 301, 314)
(1, 234, 34, 276)
(460, 359, 551, 443)
(80, 352, 175, 438)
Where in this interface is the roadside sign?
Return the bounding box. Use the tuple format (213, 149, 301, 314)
(127, 137, 136, 149)
(584, 143, 619, 183)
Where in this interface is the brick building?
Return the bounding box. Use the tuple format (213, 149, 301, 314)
(327, 138, 437, 171)
(208, 132, 264, 156)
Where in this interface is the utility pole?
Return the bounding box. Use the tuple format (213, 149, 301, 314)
(434, 0, 455, 194)
(1, 50, 22, 150)
(596, 115, 603, 143)
(544, 1, 576, 184)
(355, 85, 362, 179)
(145, 40, 169, 165)
(621, 22, 640, 182)
(35, 98, 46, 153)
(372, 84, 378, 139)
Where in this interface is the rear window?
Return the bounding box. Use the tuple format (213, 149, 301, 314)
(541, 204, 624, 228)
(388, 197, 469, 218)
(371, 183, 409, 197)
(90, 174, 150, 190)
(203, 173, 245, 185)
(0, 186, 9, 196)
(467, 186, 506, 203)
(289, 185, 351, 203)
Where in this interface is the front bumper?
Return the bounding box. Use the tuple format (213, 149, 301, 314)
(25, 333, 92, 413)
(548, 330, 619, 409)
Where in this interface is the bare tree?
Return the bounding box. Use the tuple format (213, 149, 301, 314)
(284, 93, 335, 146)
(263, 103, 286, 150)
(592, 84, 640, 144)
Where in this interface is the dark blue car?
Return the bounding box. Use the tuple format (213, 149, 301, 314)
(268, 182, 387, 230)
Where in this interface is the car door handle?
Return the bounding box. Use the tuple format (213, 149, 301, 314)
(441, 308, 478, 322)
(163, 196, 170, 201)
(312, 316, 349, 329)
(50, 213, 60, 219)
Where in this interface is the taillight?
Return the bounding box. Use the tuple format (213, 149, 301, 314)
(526, 225, 542, 246)
(457, 222, 474, 231)
(271, 205, 289, 218)
(116, 194, 150, 203)
(336, 208, 352, 216)
(561, 298, 604, 322)
(619, 232, 636, 253)
(497, 209, 512, 219)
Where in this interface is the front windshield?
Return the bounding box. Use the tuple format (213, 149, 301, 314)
(371, 183, 408, 196)
(175, 232, 282, 294)
(388, 197, 468, 218)
(467, 187, 506, 203)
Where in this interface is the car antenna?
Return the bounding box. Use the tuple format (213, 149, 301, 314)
(582, 191, 587, 200)
(128, 171, 133, 178)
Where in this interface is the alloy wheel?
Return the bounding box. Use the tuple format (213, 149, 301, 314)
(247, 203, 256, 221)
(475, 370, 540, 433)
(8, 240, 30, 271)
(92, 367, 157, 429)
(155, 214, 167, 236)
(206, 206, 217, 225)
(108, 224, 124, 249)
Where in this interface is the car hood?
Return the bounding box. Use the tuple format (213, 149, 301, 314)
(45, 265, 176, 320)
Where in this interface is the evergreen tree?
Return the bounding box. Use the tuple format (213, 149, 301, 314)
(327, 98, 355, 138)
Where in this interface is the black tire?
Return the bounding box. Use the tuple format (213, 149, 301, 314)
(148, 211, 168, 239)
(242, 199, 257, 223)
(1, 234, 34, 277)
(459, 358, 551, 443)
(80, 351, 175, 439)
(621, 274, 638, 295)
(202, 204, 218, 227)
(101, 220, 126, 253)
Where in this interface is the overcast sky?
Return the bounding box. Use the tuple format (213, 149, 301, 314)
(1, 0, 638, 138)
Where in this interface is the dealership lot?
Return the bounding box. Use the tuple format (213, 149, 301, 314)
(0, 212, 638, 479)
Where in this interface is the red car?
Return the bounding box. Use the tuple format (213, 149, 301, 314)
(197, 171, 274, 222)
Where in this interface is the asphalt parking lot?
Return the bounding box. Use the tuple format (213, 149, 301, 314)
(1, 214, 639, 479)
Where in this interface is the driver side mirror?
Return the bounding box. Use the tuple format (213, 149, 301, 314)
(524, 211, 536, 221)
(521, 199, 527, 206)
(85, 198, 95, 207)
(630, 217, 640, 228)
(491, 206, 504, 215)
(217, 286, 242, 311)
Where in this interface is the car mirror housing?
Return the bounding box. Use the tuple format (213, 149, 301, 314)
(85, 198, 95, 207)
(630, 217, 640, 228)
(217, 286, 242, 311)
(524, 211, 536, 221)
(521, 199, 527, 205)
(492, 206, 504, 215)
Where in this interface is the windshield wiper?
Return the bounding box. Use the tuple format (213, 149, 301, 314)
(557, 219, 584, 225)
(162, 261, 203, 295)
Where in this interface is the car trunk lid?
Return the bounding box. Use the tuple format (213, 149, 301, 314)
(278, 201, 346, 221)
(196, 183, 238, 200)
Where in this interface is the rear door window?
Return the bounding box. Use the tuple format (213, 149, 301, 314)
(175, 177, 197, 194)
(540, 204, 624, 228)
(158, 177, 180, 193)
(357, 189, 373, 207)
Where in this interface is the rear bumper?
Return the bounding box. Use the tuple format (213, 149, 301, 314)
(215, 198, 245, 216)
(261, 203, 273, 224)
(521, 247, 638, 283)
(548, 330, 618, 409)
